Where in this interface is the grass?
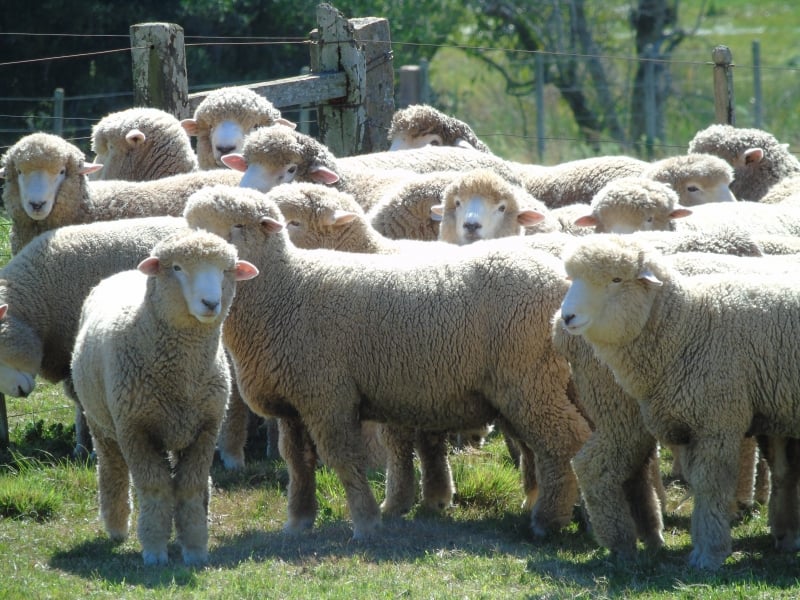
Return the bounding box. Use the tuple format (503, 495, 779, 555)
(2, 384, 800, 599)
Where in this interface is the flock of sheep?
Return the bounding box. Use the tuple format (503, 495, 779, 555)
(1, 84, 800, 571)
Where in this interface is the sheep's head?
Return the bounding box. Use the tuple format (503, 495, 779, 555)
(433, 169, 545, 245)
(647, 153, 737, 206)
(388, 104, 487, 152)
(221, 126, 339, 193)
(0, 133, 102, 220)
(0, 303, 40, 397)
(559, 235, 663, 346)
(138, 230, 258, 326)
(574, 177, 692, 234)
(183, 86, 295, 169)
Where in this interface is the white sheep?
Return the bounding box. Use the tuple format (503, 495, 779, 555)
(0, 216, 189, 457)
(220, 125, 525, 211)
(431, 168, 557, 244)
(557, 234, 800, 569)
(181, 86, 295, 170)
(387, 104, 492, 152)
(90, 107, 198, 181)
(687, 123, 800, 202)
(71, 229, 258, 565)
(643, 152, 737, 206)
(0, 132, 241, 253)
(182, 184, 591, 540)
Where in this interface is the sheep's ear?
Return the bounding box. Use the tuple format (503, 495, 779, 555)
(669, 207, 693, 220)
(259, 216, 285, 234)
(137, 256, 161, 276)
(233, 260, 259, 281)
(329, 210, 358, 227)
(430, 204, 444, 217)
(637, 268, 662, 287)
(0, 304, 7, 319)
(743, 147, 764, 165)
(573, 214, 599, 228)
(309, 165, 340, 185)
(80, 162, 104, 176)
(275, 118, 297, 130)
(180, 118, 199, 136)
(221, 154, 248, 172)
(0, 167, 5, 179)
(454, 138, 476, 150)
(518, 209, 545, 227)
(125, 128, 146, 147)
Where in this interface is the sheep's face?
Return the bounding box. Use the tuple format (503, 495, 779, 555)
(389, 131, 444, 151)
(15, 164, 66, 220)
(559, 239, 662, 345)
(674, 176, 737, 206)
(211, 120, 247, 168)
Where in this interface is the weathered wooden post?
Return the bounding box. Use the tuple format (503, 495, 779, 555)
(752, 40, 763, 129)
(130, 22, 190, 118)
(712, 45, 735, 125)
(535, 52, 545, 162)
(310, 3, 392, 156)
(398, 65, 422, 108)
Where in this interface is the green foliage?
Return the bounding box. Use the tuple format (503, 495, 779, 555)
(0, 454, 63, 520)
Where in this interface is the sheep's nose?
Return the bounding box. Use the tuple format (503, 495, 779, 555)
(562, 313, 575, 326)
(202, 299, 220, 311)
(216, 145, 236, 155)
(29, 201, 45, 211)
(463, 222, 481, 233)
(17, 385, 29, 398)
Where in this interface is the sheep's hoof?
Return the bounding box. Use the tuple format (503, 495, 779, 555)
(182, 547, 209, 566)
(105, 527, 129, 543)
(219, 451, 245, 471)
(351, 518, 382, 541)
(142, 549, 169, 566)
(687, 547, 725, 570)
(283, 516, 314, 535)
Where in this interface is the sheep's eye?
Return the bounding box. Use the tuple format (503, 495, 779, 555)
(454, 200, 461, 208)
(173, 265, 182, 272)
(498, 204, 506, 213)
(287, 165, 297, 174)
(646, 216, 653, 223)
(430, 139, 441, 146)
(611, 277, 622, 283)
(234, 224, 244, 229)
(288, 220, 301, 228)
(687, 185, 699, 192)
(59, 168, 66, 175)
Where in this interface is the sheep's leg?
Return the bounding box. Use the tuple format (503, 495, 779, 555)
(415, 429, 454, 512)
(624, 444, 665, 550)
(123, 430, 175, 566)
(91, 429, 131, 541)
(278, 416, 318, 533)
(572, 429, 663, 559)
(762, 436, 800, 552)
(732, 435, 758, 515)
(216, 378, 250, 470)
(379, 424, 418, 516)
(62, 378, 93, 460)
(307, 410, 381, 540)
(173, 424, 218, 565)
(683, 433, 740, 570)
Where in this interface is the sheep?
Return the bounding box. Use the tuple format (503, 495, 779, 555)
(387, 104, 492, 153)
(643, 152, 737, 206)
(0, 132, 241, 254)
(71, 229, 258, 565)
(687, 123, 800, 202)
(759, 174, 800, 205)
(557, 234, 800, 569)
(431, 168, 558, 245)
(180, 86, 295, 170)
(182, 184, 592, 540)
(0, 216, 189, 457)
(90, 107, 198, 181)
(220, 125, 526, 211)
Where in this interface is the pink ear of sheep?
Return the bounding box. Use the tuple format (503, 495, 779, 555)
(260, 216, 284, 234)
(637, 268, 662, 287)
(669, 207, 693, 220)
(742, 147, 764, 165)
(137, 256, 160, 276)
(573, 214, 599, 228)
(234, 261, 259, 281)
(275, 118, 297, 130)
(221, 154, 248, 172)
(518, 209, 545, 227)
(309, 165, 340, 185)
(0, 304, 8, 319)
(125, 128, 146, 147)
(180, 118, 200, 136)
(80, 162, 104, 176)
(327, 210, 358, 227)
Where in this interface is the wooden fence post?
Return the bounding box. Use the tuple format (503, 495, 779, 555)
(712, 45, 735, 126)
(130, 22, 190, 119)
(311, 4, 372, 157)
(398, 65, 422, 108)
(52, 88, 64, 137)
(752, 40, 763, 129)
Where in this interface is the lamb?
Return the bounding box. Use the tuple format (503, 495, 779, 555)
(221, 125, 525, 211)
(182, 184, 592, 540)
(0, 132, 241, 253)
(431, 168, 558, 244)
(687, 123, 800, 201)
(387, 104, 492, 153)
(71, 229, 258, 565)
(0, 216, 189, 457)
(181, 86, 295, 170)
(643, 152, 737, 206)
(90, 107, 198, 181)
(557, 234, 800, 569)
